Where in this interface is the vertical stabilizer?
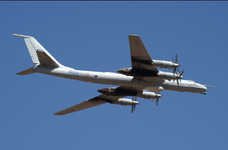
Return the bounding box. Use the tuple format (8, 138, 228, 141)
(13, 34, 63, 67)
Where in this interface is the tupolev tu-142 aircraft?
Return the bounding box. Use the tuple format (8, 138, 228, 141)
(13, 34, 214, 115)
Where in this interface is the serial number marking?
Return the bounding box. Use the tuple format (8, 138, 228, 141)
(69, 70, 80, 75)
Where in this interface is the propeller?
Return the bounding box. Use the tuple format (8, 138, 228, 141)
(173, 68, 184, 86)
(152, 93, 162, 106)
(172, 54, 180, 74)
(131, 96, 137, 113)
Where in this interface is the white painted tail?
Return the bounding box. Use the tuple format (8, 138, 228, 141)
(13, 34, 63, 67)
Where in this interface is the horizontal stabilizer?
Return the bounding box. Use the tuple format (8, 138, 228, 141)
(16, 67, 35, 75)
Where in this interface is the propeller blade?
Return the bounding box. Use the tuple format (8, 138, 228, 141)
(131, 96, 137, 113)
(177, 78, 179, 86)
(173, 67, 176, 74)
(156, 98, 159, 106)
(180, 70, 184, 76)
(172, 55, 179, 74)
(152, 94, 161, 106)
(177, 68, 180, 75)
(131, 104, 136, 113)
(175, 54, 178, 63)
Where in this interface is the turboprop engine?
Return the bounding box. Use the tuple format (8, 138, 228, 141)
(112, 98, 139, 106)
(157, 71, 183, 81)
(152, 60, 179, 69)
(137, 91, 162, 100)
(153, 54, 180, 74)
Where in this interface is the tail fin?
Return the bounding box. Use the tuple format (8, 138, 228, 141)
(13, 34, 62, 67)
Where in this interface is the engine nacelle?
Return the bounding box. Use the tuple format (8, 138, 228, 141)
(153, 60, 179, 69)
(113, 98, 139, 106)
(137, 91, 162, 99)
(146, 86, 164, 93)
(157, 71, 183, 80)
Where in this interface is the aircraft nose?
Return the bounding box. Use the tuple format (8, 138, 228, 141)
(203, 85, 207, 91)
(201, 85, 207, 94)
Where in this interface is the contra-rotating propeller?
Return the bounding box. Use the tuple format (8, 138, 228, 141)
(152, 93, 162, 106)
(173, 68, 184, 86)
(172, 54, 180, 74)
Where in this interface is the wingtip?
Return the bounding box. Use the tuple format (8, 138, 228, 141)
(53, 112, 62, 115)
(12, 34, 31, 38)
(53, 112, 66, 115)
(129, 34, 140, 37)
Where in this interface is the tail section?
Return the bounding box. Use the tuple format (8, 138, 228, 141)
(13, 34, 62, 67)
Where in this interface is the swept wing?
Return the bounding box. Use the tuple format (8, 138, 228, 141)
(129, 35, 158, 73)
(54, 94, 127, 115)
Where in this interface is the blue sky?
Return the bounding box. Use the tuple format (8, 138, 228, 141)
(1, 1, 227, 150)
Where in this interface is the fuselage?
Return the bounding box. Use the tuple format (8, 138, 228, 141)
(34, 65, 207, 94)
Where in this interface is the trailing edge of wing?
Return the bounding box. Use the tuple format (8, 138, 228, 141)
(54, 99, 107, 115)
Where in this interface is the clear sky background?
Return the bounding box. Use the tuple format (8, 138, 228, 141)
(1, 1, 227, 150)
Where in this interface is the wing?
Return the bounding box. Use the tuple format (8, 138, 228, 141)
(129, 35, 158, 73)
(53, 94, 124, 115)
